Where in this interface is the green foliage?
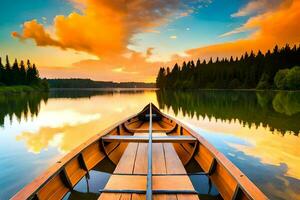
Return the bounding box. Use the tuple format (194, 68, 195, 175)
(286, 66, 300, 89)
(274, 69, 289, 89)
(256, 73, 271, 89)
(0, 56, 48, 91)
(273, 66, 300, 90)
(156, 44, 300, 90)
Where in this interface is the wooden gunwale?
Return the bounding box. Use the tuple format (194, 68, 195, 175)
(11, 111, 140, 200)
(159, 111, 268, 200)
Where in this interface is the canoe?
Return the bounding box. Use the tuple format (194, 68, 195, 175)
(12, 103, 268, 200)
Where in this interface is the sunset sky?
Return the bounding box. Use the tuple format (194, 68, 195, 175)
(1, 0, 300, 82)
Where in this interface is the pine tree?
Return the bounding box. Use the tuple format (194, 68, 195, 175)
(0, 57, 4, 84)
(12, 59, 20, 85)
(26, 59, 32, 84)
(19, 60, 26, 84)
(32, 64, 39, 82)
(5, 55, 11, 85)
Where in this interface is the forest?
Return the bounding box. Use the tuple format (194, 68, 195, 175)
(156, 44, 300, 90)
(0, 55, 48, 91)
(48, 78, 156, 88)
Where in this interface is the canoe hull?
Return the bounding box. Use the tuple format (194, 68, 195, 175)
(11, 104, 268, 200)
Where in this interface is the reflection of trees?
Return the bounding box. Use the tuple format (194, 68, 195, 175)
(156, 90, 300, 135)
(272, 92, 300, 116)
(0, 93, 48, 126)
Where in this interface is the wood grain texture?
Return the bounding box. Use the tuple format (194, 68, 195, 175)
(102, 135, 197, 143)
(64, 157, 86, 187)
(37, 174, 69, 200)
(99, 134, 199, 200)
(82, 141, 105, 170)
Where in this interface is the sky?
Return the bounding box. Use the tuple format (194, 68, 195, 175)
(0, 0, 300, 82)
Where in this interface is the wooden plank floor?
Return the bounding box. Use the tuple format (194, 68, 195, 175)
(98, 133, 199, 200)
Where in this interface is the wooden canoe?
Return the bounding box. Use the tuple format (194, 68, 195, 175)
(11, 103, 268, 200)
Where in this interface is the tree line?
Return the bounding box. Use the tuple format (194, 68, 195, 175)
(0, 55, 40, 86)
(0, 55, 48, 90)
(156, 44, 300, 90)
(48, 78, 156, 88)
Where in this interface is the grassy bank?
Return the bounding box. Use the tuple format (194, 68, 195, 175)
(0, 85, 48, 95)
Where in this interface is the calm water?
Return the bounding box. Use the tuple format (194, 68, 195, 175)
(0, 89, 299, 199)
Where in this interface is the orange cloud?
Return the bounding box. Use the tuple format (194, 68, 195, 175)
(12, 0, 183, 57)
(13, 0, 205, 81)
(12, 20, 62, 47)
(185, 0, 300, 61)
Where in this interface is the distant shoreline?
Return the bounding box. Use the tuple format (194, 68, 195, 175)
(47, 78, 156, 89)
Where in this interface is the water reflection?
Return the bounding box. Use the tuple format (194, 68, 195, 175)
(156, 90, 300, 135)
(48, 88, 148, 99)
(0, 93, 48, 127)
(197, 130, 300, 200)
(15, 89, 157, 153)
(0, 89, 158, 199)
(156, 90, 300, 200)
(1, 89, 299, 200)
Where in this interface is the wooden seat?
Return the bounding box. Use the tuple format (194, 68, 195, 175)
(98, 135, 199, 200)
(102, 135, 197, 143)
(103, 175, 195, 191)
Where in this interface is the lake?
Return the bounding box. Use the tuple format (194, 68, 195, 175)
(0, 89, 299, 199)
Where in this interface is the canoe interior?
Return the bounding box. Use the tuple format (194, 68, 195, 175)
(12, 104, 267, 200)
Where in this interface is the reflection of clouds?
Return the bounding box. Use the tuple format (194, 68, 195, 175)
(49, 133, 64, 152)
(17, 127, 67, 154)
(15, 91, 158, 154)
(16, 112, 101, 154)
(264, 180, 300, 200)
(226, 133, 300, 180)
(29, 110, 101, 128)
(187, 126, 300, 200)
(16, 121, 100, 154)
(168, 111, 300, 181)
